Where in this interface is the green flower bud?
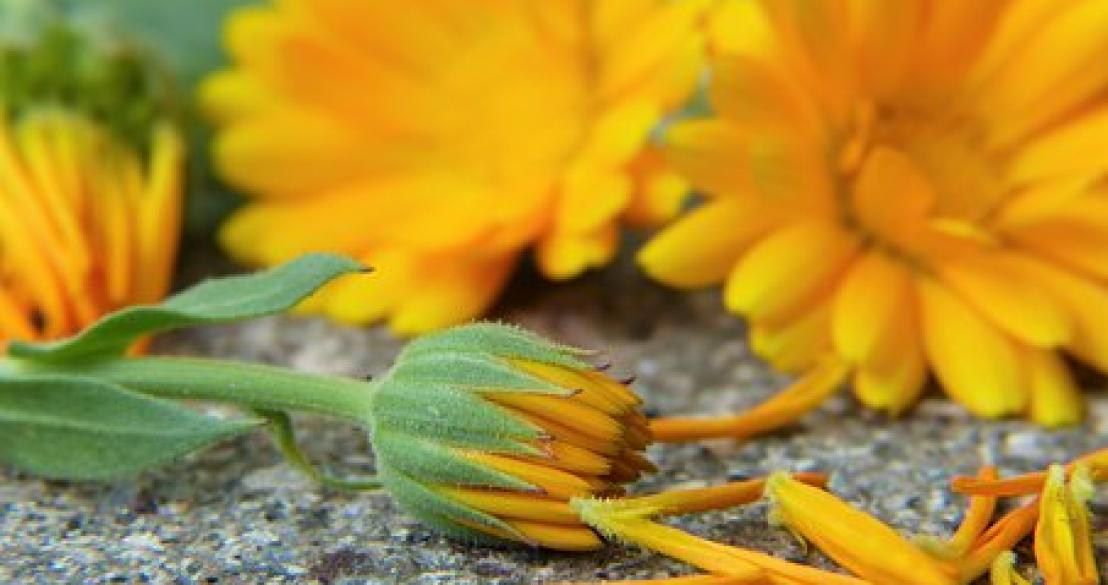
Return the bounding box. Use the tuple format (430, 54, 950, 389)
(0, 1, 177, 153)
(368, 323, 654, 551)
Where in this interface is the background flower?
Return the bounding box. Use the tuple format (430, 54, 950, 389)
(0, 8, 183, 345)
(641, 0, 1108, 425)
(203, 0, 708, 335)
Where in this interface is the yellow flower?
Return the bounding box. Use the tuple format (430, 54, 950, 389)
(640, 0, 1108, 430)
(202, 0, 708, 335)
(0, 18, 184, 346)
(764, 472, 956, 585)
(1035, 465, 1098, 585)
(369, 323, 654, 551)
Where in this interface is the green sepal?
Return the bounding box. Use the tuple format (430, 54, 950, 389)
(8, 253, 366, 364)
(377, 463, 523, 543)
(0, 374, 259, 479)
(371, 429, 534, 492)
(389, 350, 573, 395)
(399, 322, 593, 371)
(370, 376, 542, 453)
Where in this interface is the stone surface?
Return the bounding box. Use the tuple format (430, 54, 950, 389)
(2, 254, 1107, 584)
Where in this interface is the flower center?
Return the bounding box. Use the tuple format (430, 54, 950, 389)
(835, 101, 1006, 266)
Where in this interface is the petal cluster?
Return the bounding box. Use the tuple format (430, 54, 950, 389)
(203, 0, 708, 334)
(641, 0, 1108, 424)
(0, 20, 183, 346)
(367, 322, 653, 551)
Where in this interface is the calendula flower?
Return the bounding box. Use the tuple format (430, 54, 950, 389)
(0, 11, 183, 346)
(764, 472, 956, 585)
(202, 0, 708, 335)
(1035, 465, 1098, 585)
(367, 323, 654, 551)
(642, 0, 1108, 435)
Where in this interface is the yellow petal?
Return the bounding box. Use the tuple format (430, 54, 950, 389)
(750, 299, 831, 374)
(387, 252, 515, 336)
(1022, 347, 1084, 427)
(212, 108, 380, 198)
(765, 472, 956, 585)
(980, 0, 1108, 146)
(1002, 254, 1108, 373)
(725, 220, 858, 324)
(198, 70, 280, 125)
(650, 356, 849, 442)
(1009, 106, 1108, 184)
(622, 146, 691, 228)
(850, 147, 934, 250)
(536, 224, 618, 281)
(939, 252, 1071, 347)
(831, 251, 914, 367)
(989, 551, 1031, 585)
(557, 163, 632, 235)
(918, 279, 1027, 418)
(638, 199, 771, 289)
(1035, 465, 1098, 585)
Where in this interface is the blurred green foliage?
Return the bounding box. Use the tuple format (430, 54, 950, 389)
(62, 0, 261, 241)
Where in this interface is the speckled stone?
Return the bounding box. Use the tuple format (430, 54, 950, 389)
(2, 253, 1106, 584)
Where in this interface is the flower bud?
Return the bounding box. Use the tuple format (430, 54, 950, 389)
(367, 323, 654, 551)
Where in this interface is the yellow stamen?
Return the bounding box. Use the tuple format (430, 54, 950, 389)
(650, 356, 850, 442)
(1034, 465, 1098, 585)
(764, 472, 955, 585)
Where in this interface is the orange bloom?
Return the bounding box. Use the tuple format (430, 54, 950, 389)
(643, 0, 1108, 436)
(203, 0, 707, 334)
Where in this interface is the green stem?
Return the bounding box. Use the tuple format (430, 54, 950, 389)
(6, 356, 377, 423)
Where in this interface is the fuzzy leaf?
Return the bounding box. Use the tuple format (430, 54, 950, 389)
(0, 375, 259, 479)
(8, 253, 366, 364)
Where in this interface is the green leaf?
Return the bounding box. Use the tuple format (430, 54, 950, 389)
(0, 375, 259, 480)
(9, 253, 367, 364)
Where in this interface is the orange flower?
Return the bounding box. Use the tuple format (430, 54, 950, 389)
(202, 0, 707, 334)
(0, 19, 183, 347)
(643, 0, 1108, 436)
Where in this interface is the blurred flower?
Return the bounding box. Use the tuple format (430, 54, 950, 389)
(202, 0, 708, 335)
(764, 472, 956, 585)
(367, 323, 653, 551)
(0, 11, 183, 346)
(1034, 465, 1097, 585)
(642, 0, 1108, 430)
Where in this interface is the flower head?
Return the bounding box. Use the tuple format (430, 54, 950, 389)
(203, 0, 708, 335)
(0, 7, 183, 346)
(641, 0, 1108, 426)
(367, 322, 653, 551)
